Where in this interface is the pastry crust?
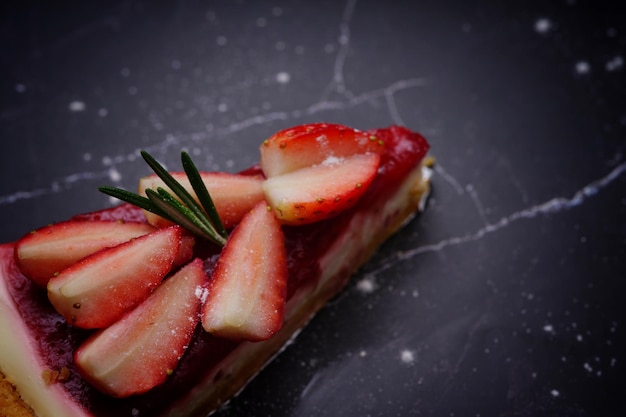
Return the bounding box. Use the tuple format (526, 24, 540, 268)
(0, 374, 34, 417)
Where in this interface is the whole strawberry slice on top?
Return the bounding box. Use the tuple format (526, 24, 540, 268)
(263, 153, 380, 225)
(14, 220, 155, 287)
(47, 226, 189, 329)
(202, 201, 288, 341)
(74, 258, 207, 398)
(259, 122, 385, 177)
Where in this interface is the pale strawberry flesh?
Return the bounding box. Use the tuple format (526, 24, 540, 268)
(138, 171, 265, 230)
(260, 122, 385, 177)
(74, 258, 207, 398)
(14, 220, 156, 287)
(47, 226, 185, 329)
(262, 153, 381, 225)
(201, 201, 288, 341)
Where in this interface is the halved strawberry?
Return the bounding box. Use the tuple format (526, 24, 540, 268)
(259, 122, 385, 177)
(138, 171, 265, 230)
(74, 258, 207, 398)
(14, 220, 155, 287)
(174, 233, 196, 267)
(262, 153, 381, 225)
(201, 201, 287, 341)
(47, 226, 186, 329)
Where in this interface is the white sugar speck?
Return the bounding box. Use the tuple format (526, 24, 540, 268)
(359, 350, 367, 357)
(217, 103, 228, 112)
(98, 108, 108, 117)
(575, 61, 591, 74)
(216, 35, 227, 46)
(108, 167, 122, 182)
(534, 18, 552, 34)
(131, 408, 139, 417)
(583, 362, 593, 373)
(83, 153, 92, 162)
(400, 349, 416, 364)
(195, 286, 209, 303)
(543, 324, 554, 333)
(606, 56, 623, 72)
(550, 389, 560, 397)
(276, 71, 291, 84)
(69, 100, 86, 112)
(356, 276, 377, 294)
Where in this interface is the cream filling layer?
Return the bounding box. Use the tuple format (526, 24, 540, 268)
(0, 245, 88, 417)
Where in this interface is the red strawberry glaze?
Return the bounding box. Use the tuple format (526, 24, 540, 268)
(0, 126, 429, 416)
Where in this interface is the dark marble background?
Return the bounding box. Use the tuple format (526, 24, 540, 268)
(1, 1, 625, 416)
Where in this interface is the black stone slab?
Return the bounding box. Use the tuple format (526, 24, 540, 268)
(1, 1, 624, 416)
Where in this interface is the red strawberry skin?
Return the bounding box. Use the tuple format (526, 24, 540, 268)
(74, 258, 207, 398)
(262, 153, 381, 225)
(14, 220, 155, 287)
(259, 122, 385, 177)
(47, 226, 186, 329)
(201, 201, 287, 341)
(138, 171, 265, 229)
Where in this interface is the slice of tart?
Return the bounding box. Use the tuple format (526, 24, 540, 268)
(0, 124, 431, 417)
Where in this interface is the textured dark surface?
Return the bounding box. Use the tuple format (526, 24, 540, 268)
(1, 1, 625, 416)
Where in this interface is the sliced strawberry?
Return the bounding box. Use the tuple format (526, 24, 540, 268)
(74, 258, 207, 398)
(14, 220, 155, 287)
(47, 226, 185, 329)
(259, 122, 385, 177)
(262, 153, 381, 225)
(173, 233, 196, 267)
(201, 201, 287, 341)
(138, 171, 265, 230)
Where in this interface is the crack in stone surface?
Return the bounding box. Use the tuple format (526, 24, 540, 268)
(368, 160, 626, 276)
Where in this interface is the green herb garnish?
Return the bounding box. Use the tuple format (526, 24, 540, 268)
(99, 150, 228, 247)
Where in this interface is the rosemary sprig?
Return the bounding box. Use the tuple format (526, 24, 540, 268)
(99, 150, 228, 247)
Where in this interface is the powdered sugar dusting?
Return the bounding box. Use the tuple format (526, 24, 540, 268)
(321, 155, 344, 166)
(356, 276, 377, 294)
(68, 100, 86, 112)
(195, 286, 209, 304)
(400, 349, 416, 365)
(534, 18, 552, 34)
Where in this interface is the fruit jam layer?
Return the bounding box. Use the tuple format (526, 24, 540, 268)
(0, 126, 429, 417)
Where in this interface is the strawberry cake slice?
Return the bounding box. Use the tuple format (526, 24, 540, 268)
(0, 124, 431, 417)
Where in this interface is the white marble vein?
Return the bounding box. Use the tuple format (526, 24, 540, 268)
(366, 160, 626, 277)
